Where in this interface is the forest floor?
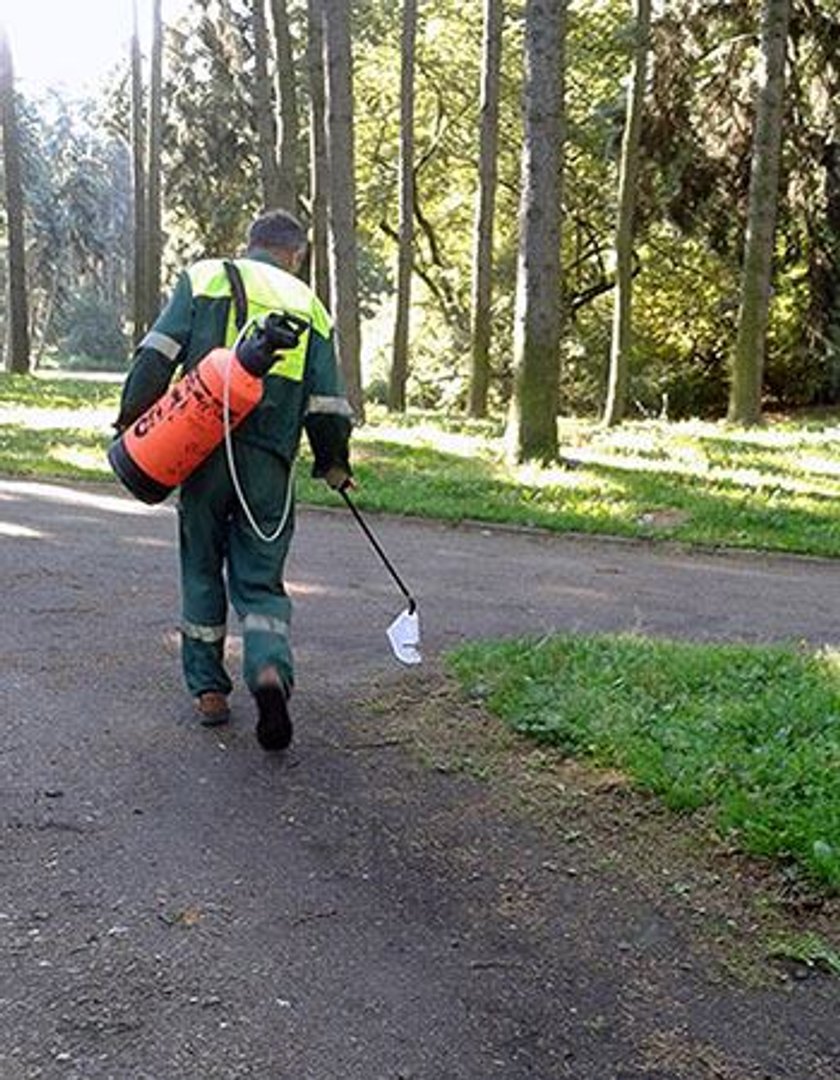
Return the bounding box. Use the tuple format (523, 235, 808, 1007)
(1, 476, 838, 1079)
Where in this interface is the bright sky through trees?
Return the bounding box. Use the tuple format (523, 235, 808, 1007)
(0, 0, 187, 93)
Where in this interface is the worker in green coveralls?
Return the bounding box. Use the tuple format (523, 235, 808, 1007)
(115, 210, 353, 750)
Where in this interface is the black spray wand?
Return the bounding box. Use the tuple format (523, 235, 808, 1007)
(340, 487, 417, 615)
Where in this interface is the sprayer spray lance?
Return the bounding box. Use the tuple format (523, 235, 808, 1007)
(339, 487, 422, 666)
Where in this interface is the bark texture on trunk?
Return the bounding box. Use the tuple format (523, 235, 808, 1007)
(307, 0, 330, 299)
(131, 0, 147, 346)
(506, 0, 567, 464)
(322, 0, 364, 417)
(468, 0, 504, 419)
(729, 0, 792, 425)
(253, 0, 283, 207)
(0, 24, 30, 373)
(271, 0, 300, 212)
(388, 0, 418, 413)
(604, 0, 652, 427)
(146, 0, 164, 324)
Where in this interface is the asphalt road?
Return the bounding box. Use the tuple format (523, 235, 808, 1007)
(1, 478, 838, 1079)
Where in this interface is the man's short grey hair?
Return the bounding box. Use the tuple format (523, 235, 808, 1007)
(248, 209, 307, 253)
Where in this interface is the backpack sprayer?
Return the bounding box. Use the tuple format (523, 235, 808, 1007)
(108, 315, 421, 665)
(108, 314, 307, 505)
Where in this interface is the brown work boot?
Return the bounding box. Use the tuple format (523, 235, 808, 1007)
(194, 691, 231, 727)
(253, 667, 292, 751)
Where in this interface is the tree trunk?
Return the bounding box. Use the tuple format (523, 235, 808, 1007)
(252, 0, 283, 207)
(322, 0, 364, 418)
(818, 139, 840, 400)
(728, 0, 792, 425)
(131, 0, 147, 346)
(0, 24, 30, 374)
(468, 0, 504, 419)
(34, 272, 59, 368)
(603, 0, 652, 428)
(388, 0, 418, 414)
(271, 0, 299, 211)
(146, 0, 164, 323)
(307, 0, 330, 298)
(505, 0, 567, 464)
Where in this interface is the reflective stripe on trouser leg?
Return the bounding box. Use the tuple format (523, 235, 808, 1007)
(177, 449, 234, 697)
(226, 445, 295, 693)
(241, 610, 292, 693)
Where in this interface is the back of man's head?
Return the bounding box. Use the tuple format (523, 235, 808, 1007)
(247, 210, 307, 257)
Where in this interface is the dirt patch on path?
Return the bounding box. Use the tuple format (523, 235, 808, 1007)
(348, 663, 840, 1078)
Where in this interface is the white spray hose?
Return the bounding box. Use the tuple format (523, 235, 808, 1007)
(223, 319, 294, 545)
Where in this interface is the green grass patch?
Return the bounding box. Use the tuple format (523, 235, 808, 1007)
(2, 374, 840, 557)
(0, 372, 122, 410)
(447, 633, 840, 890)
(767, 932, 840, 976)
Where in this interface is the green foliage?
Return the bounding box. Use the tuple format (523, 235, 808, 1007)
(162, 0, 261, 261)
(56, 287, 129, 369)
(6, 0, 840, 417)
(448, 633, 840, 890)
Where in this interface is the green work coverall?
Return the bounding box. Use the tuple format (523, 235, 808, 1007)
(117, 251, 353, 699)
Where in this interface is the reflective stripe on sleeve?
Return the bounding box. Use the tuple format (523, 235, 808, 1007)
(181, 620, 227, 643)
(242, 614, 289, 637)
(305, 395, 354, 418)
(140, 330, 182, 362)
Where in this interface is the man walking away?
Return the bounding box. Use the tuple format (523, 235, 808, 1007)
(115, 209, 353, 750)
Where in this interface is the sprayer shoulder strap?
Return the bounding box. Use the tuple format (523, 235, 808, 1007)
(223, 260, 248, 331)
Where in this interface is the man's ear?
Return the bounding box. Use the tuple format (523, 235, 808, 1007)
(291, 246, 307, 274)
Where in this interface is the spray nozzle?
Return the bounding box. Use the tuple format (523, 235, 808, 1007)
(237, 313, 309, 376)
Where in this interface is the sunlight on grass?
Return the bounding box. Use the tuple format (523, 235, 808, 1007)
(3, 375, 840, 557)
(357, 419, 497, 460)
(52, 444, 110, 472)
(448, 633, 840, 891)
(0, 403, 115, 432)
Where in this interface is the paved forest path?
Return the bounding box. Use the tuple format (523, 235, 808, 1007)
(1, 477, 837, 1079)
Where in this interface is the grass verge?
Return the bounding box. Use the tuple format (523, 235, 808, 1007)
(3, 374, 840, 557)
(447, 633, 840, 891)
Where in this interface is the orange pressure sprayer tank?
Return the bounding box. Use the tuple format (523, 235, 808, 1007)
(108, 313, 308, 505)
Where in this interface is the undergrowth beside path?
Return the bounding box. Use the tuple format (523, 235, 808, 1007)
(448, 632, 840, 892)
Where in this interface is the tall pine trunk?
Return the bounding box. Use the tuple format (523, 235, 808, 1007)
(131, 0, 148, 345)
(388, 0, 418, 413)
(146, 0, 163, 323)
(307, 0, 330, 298)
(603, 0, 651, 427)
(468, 0, 504, 419)
(728, 0, 791, 425)
(506, 0, 567, 464)
(252, 0, 283, 207)
(271, 0, 299, 211)
(0, 23, 30, 373)
(322, 0, 364, 418)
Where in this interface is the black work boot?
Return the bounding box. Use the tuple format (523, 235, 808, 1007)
(254, 668, 293, 751)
